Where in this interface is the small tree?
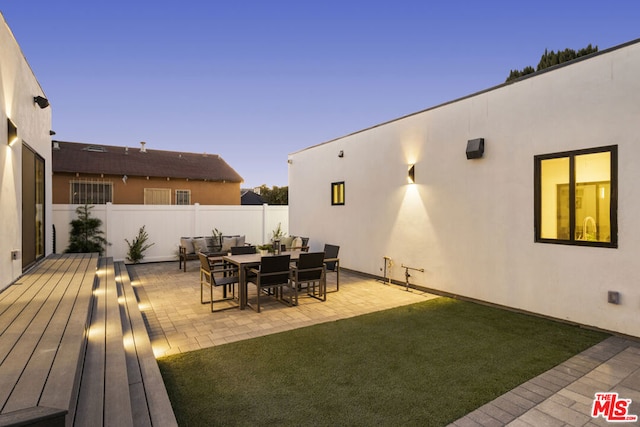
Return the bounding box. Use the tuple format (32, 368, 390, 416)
(125, 225, 155, 264)
(66, 204, 109, 255)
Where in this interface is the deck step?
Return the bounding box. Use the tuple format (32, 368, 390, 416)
(0, 255, 176, 427)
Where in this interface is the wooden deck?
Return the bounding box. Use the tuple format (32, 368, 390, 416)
(0, 254, 176, 427)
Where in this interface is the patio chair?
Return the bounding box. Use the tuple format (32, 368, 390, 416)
(290, 252, 326, 304)
(323, 244, 340, 292)
(199, 252, 239, 312)
(247, 254, 295, 313)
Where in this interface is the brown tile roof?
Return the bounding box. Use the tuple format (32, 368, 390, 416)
(52, 141, 243, 183)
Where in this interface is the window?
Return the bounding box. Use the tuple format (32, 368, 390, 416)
(176, 189, 191, 205)
(71, 180, 113, 204)
(331, 181, 345, 205)
(534, 145, 617, 247)
(144, 188, 171, 205)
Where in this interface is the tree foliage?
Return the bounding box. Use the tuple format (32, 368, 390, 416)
(66, 204, 109, 255)
(258, 185, 288, 205)
(506, 44, 598, 82)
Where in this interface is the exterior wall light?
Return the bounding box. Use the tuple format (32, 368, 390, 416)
(407, 164, 415, 184)
(34, 96, 50, 109)
(7, 118, 18, 145)
(466, 138, 484, 159)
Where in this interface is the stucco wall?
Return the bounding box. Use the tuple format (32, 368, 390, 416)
(289, 40, 640, 337)
(0, 14, 52, 290)
(52, 173, 241, 205)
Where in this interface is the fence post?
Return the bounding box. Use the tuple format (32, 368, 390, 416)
(105, 202, 113, 257)
(262, 203, 268, 244)
(193, 203, 200, 237)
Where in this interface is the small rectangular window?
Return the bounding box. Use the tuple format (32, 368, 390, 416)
(331, 182, 345, 206)
(534, 145, 617, 247)
(176, 189, 191, 205)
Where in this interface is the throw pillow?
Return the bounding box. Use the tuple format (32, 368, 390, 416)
(192, 237, 208, 254)
(221, 236, 237, 252)
(236, 235, 246, 247)
(281, 236, 294, 249)
(180, 238, 195, 254)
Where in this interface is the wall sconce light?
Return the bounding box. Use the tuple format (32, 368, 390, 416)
(407, 164, 415, 184)
(466, 138, 484, 159)
(338, 150, 344, 158)
(7, 118, 18, 145)
(34, 96, 50, 109)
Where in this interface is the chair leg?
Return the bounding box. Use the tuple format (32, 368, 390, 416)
(210, 281, 214, 312)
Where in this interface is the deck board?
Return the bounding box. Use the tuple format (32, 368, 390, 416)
(2, 254, 92, 413)
(117, 262, 177, 427)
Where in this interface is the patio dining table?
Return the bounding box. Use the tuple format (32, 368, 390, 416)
(221, 251, 303, 309)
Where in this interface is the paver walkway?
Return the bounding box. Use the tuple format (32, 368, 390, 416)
(128, 261, 434, 357)
(130, 261, 640, 426)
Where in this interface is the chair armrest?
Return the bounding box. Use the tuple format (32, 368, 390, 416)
(211, 264, 238, 274)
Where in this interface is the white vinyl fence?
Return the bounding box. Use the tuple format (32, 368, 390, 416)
(52, 204, 289, 262)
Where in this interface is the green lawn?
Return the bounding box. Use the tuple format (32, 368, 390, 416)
(158, 297, 608, 426)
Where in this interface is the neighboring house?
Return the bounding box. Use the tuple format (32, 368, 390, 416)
(52, 141, 243, 205)
(241, 188, 266, 205)
(289, 38, 640, 338)
(0, 13, 54, 288)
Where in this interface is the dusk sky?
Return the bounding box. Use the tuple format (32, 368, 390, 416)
(2, 2, 639, 188)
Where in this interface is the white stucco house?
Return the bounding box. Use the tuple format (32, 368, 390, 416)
(0, 12, 53, 290)
(289, 38, 640, 338)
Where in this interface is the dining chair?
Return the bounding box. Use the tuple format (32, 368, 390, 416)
(231, 245, 256, 255)
(247, 254, 294, 313)
(323, 244, 340, 292)
(198, 252, 239, 312)
(290, 252, 326, 304)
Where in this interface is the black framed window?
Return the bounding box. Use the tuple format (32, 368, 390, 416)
(534, 145, 617, 247)
(331, 181, 345, 206)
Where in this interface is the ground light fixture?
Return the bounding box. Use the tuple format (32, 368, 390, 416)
(7, 118, 17, 145)
(34, 96, 50, 109)
(407, 164, 415, 184)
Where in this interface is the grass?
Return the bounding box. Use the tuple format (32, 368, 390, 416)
(158, 297, 608, 426)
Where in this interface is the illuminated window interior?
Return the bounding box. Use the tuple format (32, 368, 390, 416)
(535, 146, 617, 247)
(331, 181, 345, 206)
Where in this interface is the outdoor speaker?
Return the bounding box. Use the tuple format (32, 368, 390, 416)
(466, 138, 484, 159)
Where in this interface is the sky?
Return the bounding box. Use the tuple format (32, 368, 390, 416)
(2, 1, 639, 188)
